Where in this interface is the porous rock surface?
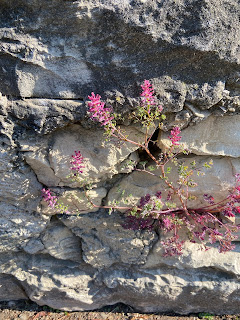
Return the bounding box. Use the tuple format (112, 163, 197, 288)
(0, 0, 240, 315)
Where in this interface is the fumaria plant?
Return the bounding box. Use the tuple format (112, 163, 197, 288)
(42, 80, 240, 256)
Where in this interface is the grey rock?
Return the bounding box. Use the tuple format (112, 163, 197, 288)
(99, 266, 240, 314)
(185, 102, 211, 120)
(186, 82, 225, 109)
(217, 95, 240, 113)
(9, 98, 85, 135)
(23, 238, 45, 255)
(0, 253, 100, 311)
(0, 203, 49, 252)
(41, 220, 82, 262)
(25, 150, 61, 187)
(144, 241, 240, 276)
(0, 0, 239, 109)
(0, 274, 27, 301)
(48, 124, 145, 187)
(58, 188, 106, 214)
(152, 76, 187, 112)
(59, 212, 157, 269)
(0, 94, 15, 145)
(159, 114, 240, 157)
(0, 252, 240, 314)
(41, 187, 107, 216)
(117, 151, 139, 174)
(0, 146, 49, 252)
(0, 148, 42, 211)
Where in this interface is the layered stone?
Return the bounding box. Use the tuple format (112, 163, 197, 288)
(159, 115, 240, 157)
(0, 0, 240, 314)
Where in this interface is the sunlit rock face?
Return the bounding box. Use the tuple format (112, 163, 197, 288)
(0, 0, 240, 315)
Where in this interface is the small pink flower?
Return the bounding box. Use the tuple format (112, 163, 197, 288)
(88, 92, 114, 127)
(140, 80, 157, 113)
(163, 217, 172, 230)
(235, 173, 240, 182)
(235, 206, 240, 214)
(155, 191, 162, 199)
(42, 188, 57, 208)
(169, 126, 182, 146)
(70, 151, 84, 175)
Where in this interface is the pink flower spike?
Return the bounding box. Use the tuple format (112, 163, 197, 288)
(169, 126, 182, 146)
(42, 188, 57, 209)
(88, 92, 114, 128)
(70, 151, 85, 175)
(140, 80, 156, 111)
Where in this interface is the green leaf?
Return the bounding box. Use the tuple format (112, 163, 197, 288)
(139, 161, 148, 168)
(190, 160, 196, 167)
(148, 165, 156, 171)
(166, 167, 172, 174)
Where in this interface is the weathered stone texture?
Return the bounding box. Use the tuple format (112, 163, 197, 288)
(0, 0, 239, 109)
(40, 219, 83, 262)
(0, 274, 27, 301)
(145, 241, 240, 275)
(58, 212, 157, 269)
(1, 0, 240, 315)
(1, 252, 240, 314)
(48, 124, 146, 186)
(159, 114, 240, 157)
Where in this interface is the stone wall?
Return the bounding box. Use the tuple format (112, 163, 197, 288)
(0, 0, 240, 314)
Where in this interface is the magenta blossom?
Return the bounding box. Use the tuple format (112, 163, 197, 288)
(163, 217, 172, 230)
(140, 80, 163, 114)
(169, 126, 182, 146)
(70, 150, 84, 175)
(88, 92, 114, 127)
(141, 80, 156, 109)
(42, 188, 57, 208)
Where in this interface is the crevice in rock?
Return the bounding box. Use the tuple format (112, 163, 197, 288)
(6, 95, 85, 101)
(138, 127, 161, 163)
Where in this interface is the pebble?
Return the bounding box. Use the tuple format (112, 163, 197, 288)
(18, 313, 29, 320)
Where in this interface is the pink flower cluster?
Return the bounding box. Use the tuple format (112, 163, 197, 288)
(42, 188, 57, 208)
(140, 80, 163, 113)
(141, 80, 156, 107)
(169, 126, 182, 146)
(70, 151, 84, 175)
(161, 235, 185, 257)
(88, 92, 114, 127)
